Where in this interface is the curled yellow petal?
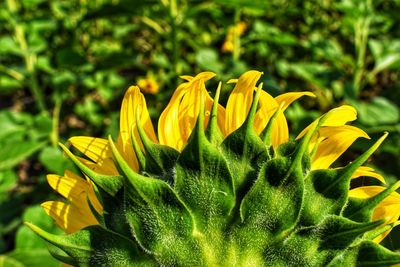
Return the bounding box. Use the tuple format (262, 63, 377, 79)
(41, 201, 98, 234)
(47, 170, 102, 214)
(254, 90, 288, 147)
(275, 91, 316, 112)
(297, 105, 357, 140)
(158, 72, 219, 150)
(225, 70, 262, 135)
(119, 86, 157, 171)
(77, 156, 118, 176)
(69, 137, 111, 164)
(351, 166, 385, 184)
(349, 186, 400, 243)
(311, 125, 370, 170)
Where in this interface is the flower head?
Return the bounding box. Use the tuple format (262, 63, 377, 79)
(41, 70, 398, 260)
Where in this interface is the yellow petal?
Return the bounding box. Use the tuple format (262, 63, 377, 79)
(311, 125, 370, 169)
(275, 91, 316, 112)
(158, 72, 216, 150)
(47, 170, 102, 214)
(296, 105, 357, 140)
(349, 186, 400, 243)
(225, 70, 263, 135)
(47, 171, 89, 203)
(349, 186, 400, 205)
(120, 86, 157, 171)
(254, 90, 288, 147)
(41, 201, 98, 234)
(77, 156, 118, 176)
(372, 205, 400, 243)
(351, 166, 385, 184)
(69, 137, 111, 164)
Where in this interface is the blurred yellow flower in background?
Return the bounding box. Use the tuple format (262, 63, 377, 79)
(222, 22, 247, 53)
(138, 77, 159, 94)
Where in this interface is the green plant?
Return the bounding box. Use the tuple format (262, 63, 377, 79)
(28, 71, 400, 266)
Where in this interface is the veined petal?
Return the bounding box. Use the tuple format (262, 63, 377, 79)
(372, 205, 400, 243)
(41, 201, 98, 234)
(275, 91, 316, 112)
(349, 186, 400, 243)
(224, 70, 262, 135)
(69, 137, 111, 164)
(351, 166, 385, 184)
(77, 156, 118, 176)
(311, 125, 370, 170)
(254, 90, 288, 147)
(120, 86, 157, 171)
(349, 186, 400, 205)
(47, 170, 102, 213)
(296, 105, 357, 140)
(158, 72, 216, 150)
(47, 171, 89, 203)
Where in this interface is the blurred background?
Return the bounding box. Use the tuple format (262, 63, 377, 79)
(0, 0, 399, 265)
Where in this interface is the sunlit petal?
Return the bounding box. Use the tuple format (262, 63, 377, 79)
(225, 70, 262, 135)
(296, 105, 357, 140)
(120, 86, 157, 171)
(351, 166, 385, 184)
(158, 72, 216, 150)
(254, 90, 288, 147)
(41, 201, 98, 234)
(311, 125, 370, 169)
(69, 137, 111, 164)
(275, 92, 316, 112)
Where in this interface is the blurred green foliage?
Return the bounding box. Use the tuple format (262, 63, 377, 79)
(0, 0, 399, 265)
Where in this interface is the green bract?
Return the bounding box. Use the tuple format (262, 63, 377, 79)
(28, 89, 400, 267)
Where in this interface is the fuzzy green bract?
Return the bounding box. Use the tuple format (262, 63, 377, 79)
(28, 93, 400, 267)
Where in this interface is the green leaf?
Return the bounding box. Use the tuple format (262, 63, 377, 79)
(39, 146, 77, 175)
(0, 169, 17, 202)
(0, 255, 24, 267)
(352, 97, 399, 126)
(195, 49, 222, 73)
(0, 141, 46, 170)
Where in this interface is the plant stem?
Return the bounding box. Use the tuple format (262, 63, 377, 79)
(7, 0, 47, 114)
(170, 0, 179, 77)
(351, 1, 372, 99)
(50, 98, 62, 147)
(233, 8, 241, 61)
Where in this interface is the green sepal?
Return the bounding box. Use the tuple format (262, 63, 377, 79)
(240, 156, 303, 234)
(59, 143, 123, 196)
(101, 188, 132, 237)
(86, 195, 105, 227)
(364, 221, 400, 241)
(327, 241, 400, 267)
(298, 216, 383, 250)
(205, 81, 224, 146)
(175, 99, 235, 232)
(108, 136, 196, 262)
(135, 120, 179, 184)
(300, 133, 389, 226)
(260, 104, 281, 147)
(26, 223, 154, 266)
(301, 168, 350, 226)
(343, 180, 400, 222)
(47, 245, 77, 266)
(221, 87, 269, 209)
